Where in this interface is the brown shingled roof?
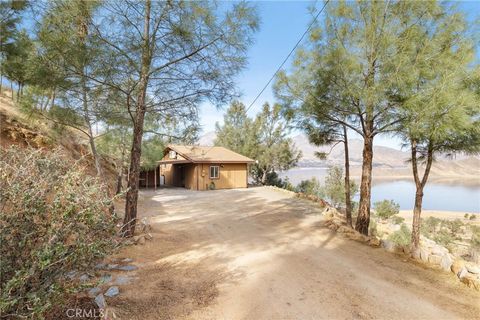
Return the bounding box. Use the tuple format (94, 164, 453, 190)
(159, 145, 255, 164)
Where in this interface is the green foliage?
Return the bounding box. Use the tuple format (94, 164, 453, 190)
(369, 219, 378, 237)
(324, 166, 358, 207)
(470, 225, 480, 249)
(420, 216, 442, 237)
(388, 224, 412, 247)
(296, 177, 323, 198)
(0, 147, 117, 318)
(391, 215, 405, 225)
(469, 214, 477, 221)
(215, 101, 301, 185)
(373, 200, 400, 220)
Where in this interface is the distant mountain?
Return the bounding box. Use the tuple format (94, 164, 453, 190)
(197, 131, 216, 146)
(197, 131, 479, 172)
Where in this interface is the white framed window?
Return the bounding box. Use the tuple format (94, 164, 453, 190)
(209, 165, 219, 179)
(168, 150, 177, 159)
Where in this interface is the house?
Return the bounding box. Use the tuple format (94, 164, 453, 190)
(156, 145, 255, 190)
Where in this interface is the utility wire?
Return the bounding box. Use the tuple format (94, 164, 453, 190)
(245, 0, 330, 113)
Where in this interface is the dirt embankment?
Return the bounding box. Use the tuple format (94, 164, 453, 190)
(107, 187, 480, 320)
(0, 93, 117, 187)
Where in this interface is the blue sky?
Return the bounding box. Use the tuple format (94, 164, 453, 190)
(199, 0, 480, 150)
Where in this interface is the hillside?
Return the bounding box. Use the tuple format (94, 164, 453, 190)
(0, 92, 117, 186)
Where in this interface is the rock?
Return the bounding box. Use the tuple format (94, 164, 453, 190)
(466, 264, 480, 274)
(79, 274, 90, 282)
(440, 254, 453, 272)
(420, 247, 430, 263)
(133, 235, 146, 245)
(367, 237, 381, 247)
(122, 258, 133, 263)
(88, 287, 101, 297)
(94, 294, 106, 309)
(114, 275, 132, 285)
(116, 265, 138, 271)
(95, 263, 107, 270)
(428, 254, 442, 265)
(431, 245, 448, 256)
(458, 267, 468, 279)
(105, 286, 119, 297)
(107, 264, 119, 270)
(451, 260, 465, 275)
(348, 232, 368, 243)
(144, 233, 153, 240)
(381, 239, 395, 252)
(100, 274, 113, 284)
(411, 247, 421, 260)
(460, 274, 480, 291)
(66, 270, 77, 280)
(328, 223, 339, 231)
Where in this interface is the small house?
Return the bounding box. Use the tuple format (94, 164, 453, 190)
(157, 145, 254, 190)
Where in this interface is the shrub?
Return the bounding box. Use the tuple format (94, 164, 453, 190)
(0, 147, 117, 318)
(391, 215, 405, 225)
(470, 214, 477, 221)
(465, 213, 470, 219)
(373, 199, 400, 220)
(369, 219, 378, 237)
(388, 224, 411, 247)
(323, 166, 358, 207)
(296, 177, 323, 198)
(420, 216, 442, 237)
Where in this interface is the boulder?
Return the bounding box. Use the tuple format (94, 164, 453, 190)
(460, 274, 480, 291)
(105, 286, 119, 297)
(367, 237, 381, 247)
(451, 260, 465, 275)
(466, 264, 480, 274)
(88, 287, 101, 297)
(420, 247, 430, 263)
(431, 245, 449, 256)
(440, 254, 453, 272)
(95, 294, 106, 309)
(428, 254, 442, 265)
(381, 239, 396, 252)
(458, 267, 468, 279)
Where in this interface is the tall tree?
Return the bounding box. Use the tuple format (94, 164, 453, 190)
(392, 3, 480, 249)
(91, 1, 259, 236)
(214, 101, 258, 158)
(276, 2, 459, 235)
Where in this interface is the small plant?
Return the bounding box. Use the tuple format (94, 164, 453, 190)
(420, 216, 442, 238)
(373, 199, 400, 220)
(388, 224, 411, 247)
(369, 219, 378, 237)
(296, 177, 323, 198)
(465, 213, 470, 219)
(470, 214, 477, 221)
(391, 215, 405, 225)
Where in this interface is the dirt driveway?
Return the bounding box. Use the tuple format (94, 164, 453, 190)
(110, 187, 479, 320)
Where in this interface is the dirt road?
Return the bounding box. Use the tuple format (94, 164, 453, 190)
(110, 187, 479, 319)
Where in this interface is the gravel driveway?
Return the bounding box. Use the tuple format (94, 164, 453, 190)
(110, 187, 480, 320)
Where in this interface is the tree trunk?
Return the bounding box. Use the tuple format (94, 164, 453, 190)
(410, 139, 434, 249)
(261, 169, 267, 185)
(355, 135, 373, 235)
(343, 125, 352, 227)
(122, 0, 152, 237)
(116, 172, 123, 195)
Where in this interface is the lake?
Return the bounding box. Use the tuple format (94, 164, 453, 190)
(280, 167, 480, 213)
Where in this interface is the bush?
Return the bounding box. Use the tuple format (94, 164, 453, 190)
(323, 166, 358, 207)
(420, 216, 442, 237)
(296, 177, 323, 198)
(391, 215, 405, 225)
(373, 200, 400, 220)
(0, 147, 117, 318)
(388, 224, 411, 247)
(369, 219, 378, 237)
(470, 214, 477, 221)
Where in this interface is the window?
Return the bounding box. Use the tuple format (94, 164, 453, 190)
(168, 150, 177, 159)
(209, 165, 219, 179)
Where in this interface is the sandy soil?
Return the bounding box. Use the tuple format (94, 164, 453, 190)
(110, 187, 480, 320)
(398, 210, 480, 225)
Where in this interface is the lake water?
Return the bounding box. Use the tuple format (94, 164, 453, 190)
(280, 168, 480, 213)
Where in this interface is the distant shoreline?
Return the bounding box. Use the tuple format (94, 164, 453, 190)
(399, 210, 480, 223)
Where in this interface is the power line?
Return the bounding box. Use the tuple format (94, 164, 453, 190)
(245, 0, 330, 113)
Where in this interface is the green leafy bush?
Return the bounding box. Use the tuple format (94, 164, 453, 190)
(0, 147, 117, 318)
(373, 200, 400, 220)
(388, 224, 411, 247)
(420, 216, 442, 237)
(323, 166, 358, 207)
(391, 215, 405, 225)
(296, 177, 323, 198)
